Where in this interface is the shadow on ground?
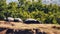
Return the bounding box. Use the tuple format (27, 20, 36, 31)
(6, 29, 46, 34)
(0, 28, 47, 34)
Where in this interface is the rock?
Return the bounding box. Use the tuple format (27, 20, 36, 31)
(24, 18, 41, 24)
(4, 17, 14, 22)
(14, 18, 23, 22)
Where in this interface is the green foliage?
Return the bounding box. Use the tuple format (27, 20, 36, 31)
(0, 0, 60, 24)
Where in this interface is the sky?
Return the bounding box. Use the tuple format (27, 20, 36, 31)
(6, 0, 18, 4)
(42, 0, 60, 5)
(6, 0, 60, 5)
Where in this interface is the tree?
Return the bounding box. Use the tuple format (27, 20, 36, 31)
(0, 0, 7, 19)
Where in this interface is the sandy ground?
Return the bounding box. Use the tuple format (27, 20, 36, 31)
(0, 21, 60, 34)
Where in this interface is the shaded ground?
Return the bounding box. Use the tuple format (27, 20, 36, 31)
(0, 21, 60, 34)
